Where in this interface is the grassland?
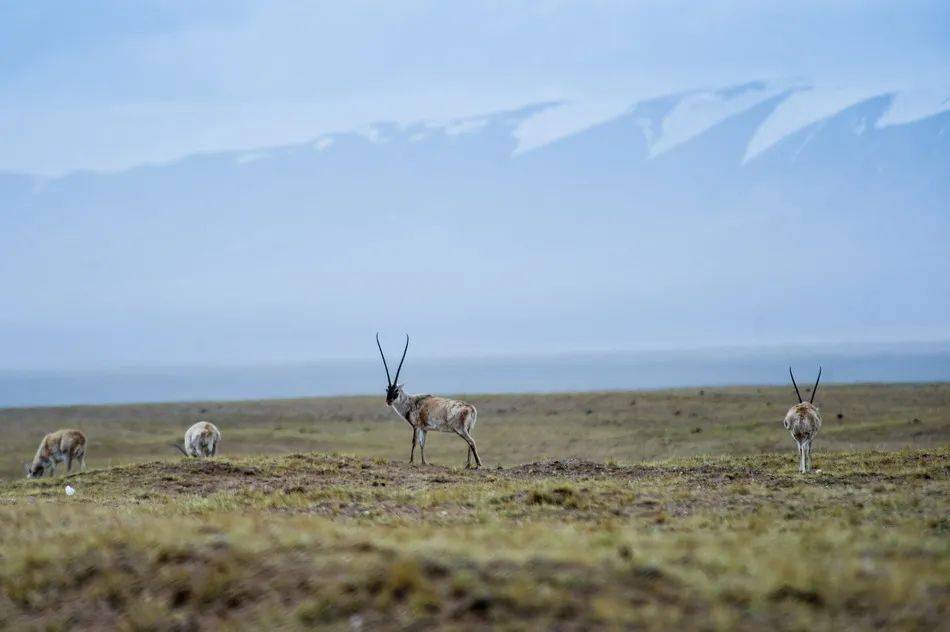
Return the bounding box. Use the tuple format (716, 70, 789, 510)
(0, 384, 948, 629)
(2, 383, 949, 479)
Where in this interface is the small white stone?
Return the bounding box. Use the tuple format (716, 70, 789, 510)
(64, 485, 76, 496)
(814, 469, 822, 474)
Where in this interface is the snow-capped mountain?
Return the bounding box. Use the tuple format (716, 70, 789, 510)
(1, 81, 948, 368)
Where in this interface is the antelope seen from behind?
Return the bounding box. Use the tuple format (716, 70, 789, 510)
(377, 333, 482, 468)
(25, 429, 87, 478)
(171, 421, 222, 458)
(784, 366, 823, 474)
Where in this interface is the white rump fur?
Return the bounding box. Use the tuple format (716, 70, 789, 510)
(177, 421, 222, 458)
(784, 367, 823, 474)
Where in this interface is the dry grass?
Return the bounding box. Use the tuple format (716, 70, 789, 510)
(0, 384, 948, 629)
(0, 449, 947, 630)
(1, 383, 948, 479)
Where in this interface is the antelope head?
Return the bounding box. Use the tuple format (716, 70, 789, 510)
(376, 333, 409, 406)
(789, 365, 822, 405)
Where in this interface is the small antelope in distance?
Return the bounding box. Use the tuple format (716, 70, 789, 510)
(170, 421, 221, 458)
(784, 366, 823, 474)
(25, 429, 87, 478)
(376, 333, 482, 468)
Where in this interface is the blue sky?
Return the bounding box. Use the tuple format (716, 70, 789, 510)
(1, 1, 948, 175)
(1, 2, 948, 373)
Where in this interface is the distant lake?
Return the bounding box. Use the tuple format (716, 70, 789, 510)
(1, 342, 949, 408)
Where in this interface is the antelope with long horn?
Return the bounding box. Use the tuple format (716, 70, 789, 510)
(376, 333, 482, 468)
(783, 366, 823, 473)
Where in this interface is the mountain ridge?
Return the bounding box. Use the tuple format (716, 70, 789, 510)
(1, 81, 947, 368)
(3, 83, 948, 182)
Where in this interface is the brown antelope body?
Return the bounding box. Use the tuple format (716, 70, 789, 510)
(171, 421, 221, 458)
(26, 429, 87, 478)
(784, 367, 823, 473)
(377, 334, 482, 468)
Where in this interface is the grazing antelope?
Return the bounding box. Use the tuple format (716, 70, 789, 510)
(25, 429, 87, 478)
(784, 366, 823, 473)
(170, 421, 221, 458)
(376, 333, 482, 468)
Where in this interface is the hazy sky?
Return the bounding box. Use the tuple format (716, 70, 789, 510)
(2, 1, 948, 175)
(1, 2, 948, 375)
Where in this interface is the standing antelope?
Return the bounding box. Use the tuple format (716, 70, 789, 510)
(376, 333, 482, 468)
(784, 366, 823, 473)
(25, 429, 87, 478)
(170, 421, 221, 458)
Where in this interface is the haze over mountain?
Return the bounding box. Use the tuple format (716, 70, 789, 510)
(2, 80, 948, 370)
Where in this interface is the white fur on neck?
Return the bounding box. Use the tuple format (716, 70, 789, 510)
(388, 386, 413, 424)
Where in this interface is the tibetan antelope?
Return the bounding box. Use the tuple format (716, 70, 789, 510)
(170, 421, 221, 458)
(25, 429, 87, 478)
(376, 333, 482, 468)
(784, 366, 823, 473)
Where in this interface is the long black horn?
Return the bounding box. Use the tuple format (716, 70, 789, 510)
(392, 334, 410, 385)
(376, 332, 392, 386)
(169, 442, 188, 456)
(810, 365, 822, 404)
(789, 366, 803, 403)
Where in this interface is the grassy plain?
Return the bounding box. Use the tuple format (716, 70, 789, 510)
(0, 383, 948, 629)
(2, 383, 948, 479)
